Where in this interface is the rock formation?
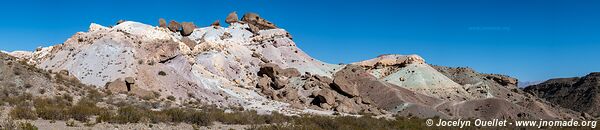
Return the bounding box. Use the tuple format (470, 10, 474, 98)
(211, 20, 220, 27)
(180, 22, 196, 36)
(159, 18, 167, 28)
(181, 37, 197, 49)
(255, 64, 382, 114)
(6, 12, 586, 120)
(225, 11, 238, 24)
(168, 20, 181, 32)
(241, 13, 277, 31)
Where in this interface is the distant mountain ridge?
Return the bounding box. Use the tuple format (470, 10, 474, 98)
(525, 72, 600, 117)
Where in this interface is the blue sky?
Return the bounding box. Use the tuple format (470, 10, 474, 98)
(0, 0, 599, 81)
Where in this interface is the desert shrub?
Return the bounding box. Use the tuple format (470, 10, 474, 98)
(146, 110, 170, 123)
(61, 94, 74, 102)
(213, 109, 289, 125)
(10, 105, 37, 120)
(166, 95, 176, 101)
(158, 71, 167, 76)
(33, 97, 69, 120)
(66, 119, 77, 127)
(13, 68, 21, 75)
(112, 105, 145, 123)
(0, 117, 17, 130)
(163, 108, 189, 123)
(18, 122, 38, 130)
(2, 93, 33, 106)
(249, 114, 431, 130)
(96, 105, 215, 126)
(187, 110, 214, 126)
(32, 91, 110, 122)
(24, 83, 33, 89)
(261, 111, 290, 124)
(84, 89, 104, 103)
(96, 110, 116, 123)
(68, 99, 103, 122)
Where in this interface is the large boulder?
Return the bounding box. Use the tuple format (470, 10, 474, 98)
(257, 63, 300, 89)
(241, 13, 277, 30)
(211, 20, 220, 27)
(124, 77, 135, 84)
(225, 11, 239, 24)
(105, 78, 155, 99)
(158, 18, 167, 28)
(180, 22, 196, 36)
(106, 78, 129, 93)
(168, 20, 182, 32)
(313, 89, 336, 105)
(331, 65, 365, 97)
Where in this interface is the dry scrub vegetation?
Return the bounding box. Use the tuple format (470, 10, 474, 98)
(1, 89, 432, 130)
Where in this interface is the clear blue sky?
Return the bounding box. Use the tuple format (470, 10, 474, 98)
(1, 0, 599, 82)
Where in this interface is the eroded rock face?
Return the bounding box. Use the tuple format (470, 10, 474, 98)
(225, 11, 239, 24)
(247, 24, 260, 33)
(159, 18, 167, 28)
(486, 74, 518, 86)
(257, 63, 300, 89)
(355, 54, 425, 68)
(180, 22, 196, 36)
(168, 20, 182, 32)
(24, 20, 339, 115)
(333, 65, 442, 112)
(255, 64, 382, 114)
(525, 72, 600, 117)
(241, 13, 277, 30)
(332, 65, 364, 97)
(433, 65, 523, 100)
(181, 37, 197, 49)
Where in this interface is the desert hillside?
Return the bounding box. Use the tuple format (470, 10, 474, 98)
(0, 11, 593, 129)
